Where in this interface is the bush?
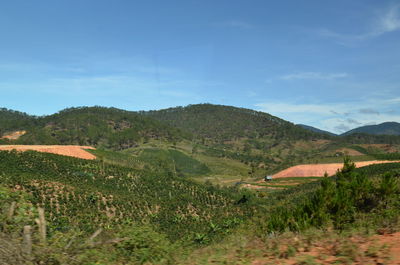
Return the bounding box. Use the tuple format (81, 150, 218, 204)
(115, 224, 175, 264)
(259, 157, 400, 234)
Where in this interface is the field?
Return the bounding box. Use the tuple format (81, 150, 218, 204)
(272, 160, 400, 178)
(0, 145, 96, 159)
(1, 149, 400, 264)
(241, 160, 400, 192)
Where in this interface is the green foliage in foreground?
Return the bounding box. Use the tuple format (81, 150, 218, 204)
(0, 150, 251, 244)
(0, 185, 176, 265)
(255, 158, 400, 234)
(1, 150, 400, 264)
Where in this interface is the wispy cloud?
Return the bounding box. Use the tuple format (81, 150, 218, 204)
(319, 4, 400, 42)
(213, 20, 254, 29)
(386, 97, 400, 103)
(346, 118, 361, 125)
(255, 102, 339, 115)
(373, 4, 400, 36)
(280, 72, 348, 80)
(255, 98, 400, 134)
(359, 108, 380, 115)
(334, 124, 351, 133)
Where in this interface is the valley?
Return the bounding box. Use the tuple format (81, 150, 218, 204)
(1, 104, 400, 264)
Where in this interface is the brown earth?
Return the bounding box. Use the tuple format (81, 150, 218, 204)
(0, 145, 96, 160)
(361, 144, 399, 153)
(0, 130, 26, 140)
(251, 232, 400, 265)
(272, 160, 400, 179)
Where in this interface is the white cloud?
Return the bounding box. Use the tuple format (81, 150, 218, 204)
(374, 5, 400, 35)
(386, 97, 400, 103)
(359, 108, 380, 115)
(255, 99, 400, 134)
(255, 102, 335, 115)
(280, 72, 348, 81)
(319, 5, 400, 42)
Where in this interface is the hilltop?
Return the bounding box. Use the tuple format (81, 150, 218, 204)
(143, 104, 326, 141)
(2, 104, 400, 179)
(0, 108, 36, 136)
(342, 122, 400, 136)
(297, 124, 337, 136)
(0, 106, 189, 149)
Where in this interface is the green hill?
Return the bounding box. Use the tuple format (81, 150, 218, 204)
(297, 124, 337, 136)
(143, 104, 328, 142)
(0, 108, 36, 137)
(0, 150, 250, 241)
(6, 106, 190, 149)
(342, 122, 400, 136)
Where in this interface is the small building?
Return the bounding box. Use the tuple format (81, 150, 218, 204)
(264, 176, 273, 182)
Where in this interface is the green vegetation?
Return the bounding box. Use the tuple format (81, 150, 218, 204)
(181, 160, 400, 264)
(2, 104, 400, 263)
(0, 108, 35, 136)
(0, 150, 252, 242)
(2, 106, 189, 149)
(342, 121, 400, 136)
(1, 150, 400, 263)
(143, 103, 328, 142)
(136, 148, 211, 177)
(255, 158, 400, 233)
(2, 104, 400, 179)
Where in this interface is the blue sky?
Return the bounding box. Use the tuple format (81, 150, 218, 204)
(1, 0, 400, 134)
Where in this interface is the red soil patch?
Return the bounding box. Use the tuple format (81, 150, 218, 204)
(0, 130, 26, 140)
(272, 160, 400, 179)
(0, 145, 96, 160)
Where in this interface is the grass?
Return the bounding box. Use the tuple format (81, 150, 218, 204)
(193, 154, 251, 185)
(177, 226, 398, 265)
(308, 155, 377, 164)
(136, 148, 211, 176)
(243, 177, 322, 191)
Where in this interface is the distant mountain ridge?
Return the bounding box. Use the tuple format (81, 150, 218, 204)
(297, 124, 337, 136)
(341, 122, 400, 136)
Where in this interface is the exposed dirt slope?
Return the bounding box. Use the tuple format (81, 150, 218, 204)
(0, 130, 26, 140)
(272, 160, 400, 179)
(0, 145, 96, 160)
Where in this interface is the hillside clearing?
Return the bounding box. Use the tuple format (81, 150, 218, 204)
(0, 130, 26, 140)
(0, 145, 96, 159)
(271, 160, 400, 178)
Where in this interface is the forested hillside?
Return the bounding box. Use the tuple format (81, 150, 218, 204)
(1, 107, 189, 149)
(0, 108, 36, 136)
(143, 104, 328, 142)
(342, 122, 400, 136)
